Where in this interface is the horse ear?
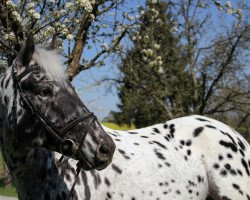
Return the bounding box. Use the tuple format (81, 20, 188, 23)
(18, 33, 35, 66)
(49, 35, 59, 49)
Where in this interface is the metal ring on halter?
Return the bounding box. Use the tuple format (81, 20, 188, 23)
(60, 139, 77, 157)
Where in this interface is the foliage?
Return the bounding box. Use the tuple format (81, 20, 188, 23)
(112, 0, 250, 128)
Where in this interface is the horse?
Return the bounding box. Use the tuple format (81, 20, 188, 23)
(1, 35, 249, 200)
(0, 35, 115, 200)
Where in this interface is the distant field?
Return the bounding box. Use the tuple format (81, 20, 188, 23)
(101, 122, 135, 130)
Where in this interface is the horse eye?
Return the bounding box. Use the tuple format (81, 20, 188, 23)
(40, 87, 53, 96)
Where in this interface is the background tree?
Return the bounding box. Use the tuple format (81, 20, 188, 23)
(112, 0, 250, 135)
(113, 0, 192, 127)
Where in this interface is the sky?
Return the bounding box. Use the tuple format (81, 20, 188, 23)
(71, 0, 249, 121)
(72, 0, 143, 121)
(72, 61, 121, 121)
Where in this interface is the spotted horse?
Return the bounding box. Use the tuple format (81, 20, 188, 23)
(0, 35, 116, 200)
(61, 115, 248, 200)
(0, 36, 249, 200)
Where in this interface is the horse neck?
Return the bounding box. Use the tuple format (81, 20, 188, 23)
(0, 128, 71, 200)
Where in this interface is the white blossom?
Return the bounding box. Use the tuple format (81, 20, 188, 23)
(4, 32, 15, 40)
(144, 35, 149, 40)
(226, 9, 233, 14)
(101, 43, 108, 49)
(89, 14, 95, 21)
(151, 0, 158, 4)
(62, 29, 69, 35)
(156, 19, 162, 24)
(60, 10, 66, 15)
(158, 61, 163, 66)
(12, 11, 21, 22)
(158, 66, 164, 74)
(6, 0, 16, 8)
(225, 1, 231, 8)
(28, 9, 35, 15)
(198, 2, 205, 8)
(33, 13, 41, 19)
(65, 2, 73, 9)
(77, 0, 93, 12)
(149, 61, 157, 67)
(146, 49, 154, 56)
(66, 34, 74, 40)
(27, 2, 35, 9)
(153, 44, 161, 49)
(141, 49, 147, 55)
(142, 56, 147, 61)
(157, 56, 162, 61)
(127, 15, 134, 21)
(4, 34, 9, 40)
(140, 10, 145, 15)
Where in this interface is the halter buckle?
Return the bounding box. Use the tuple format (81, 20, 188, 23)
(60, 139, 77, 158)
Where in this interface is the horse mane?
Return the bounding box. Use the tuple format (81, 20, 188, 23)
(31, 47, 66, 81)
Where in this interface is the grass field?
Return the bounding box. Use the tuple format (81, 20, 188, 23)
(101, 122, 135, 130)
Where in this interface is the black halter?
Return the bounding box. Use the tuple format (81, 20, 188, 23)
(11, 62, 96, 157)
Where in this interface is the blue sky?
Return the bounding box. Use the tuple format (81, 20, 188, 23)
(71, 0, 249, 121)
(72, 0, 143, 120)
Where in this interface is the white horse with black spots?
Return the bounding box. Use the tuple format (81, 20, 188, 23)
(0, 35, 249, 200)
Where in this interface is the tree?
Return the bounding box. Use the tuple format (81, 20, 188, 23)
(0, 0, 136, 79)
(113, 0, 192, 127)
(112, 0, 250, 129)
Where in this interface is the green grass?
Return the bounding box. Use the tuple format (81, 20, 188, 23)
(0, 185, 17, 197)
(0, 153, 17, 197)
(101, 122, 135, 130)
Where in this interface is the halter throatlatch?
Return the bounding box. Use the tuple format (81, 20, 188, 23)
(11, 62, 97, 199)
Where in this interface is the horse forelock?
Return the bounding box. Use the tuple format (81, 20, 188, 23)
(31, 48, 66, 82)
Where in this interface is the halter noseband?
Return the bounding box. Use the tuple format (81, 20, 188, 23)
(11, 62, 96, 158)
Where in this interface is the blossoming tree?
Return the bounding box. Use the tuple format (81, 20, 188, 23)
(0, 0, 139, 80)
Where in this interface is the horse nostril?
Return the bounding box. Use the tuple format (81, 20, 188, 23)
(96, 143, 111, 162)
(99, 144, 110, 155)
